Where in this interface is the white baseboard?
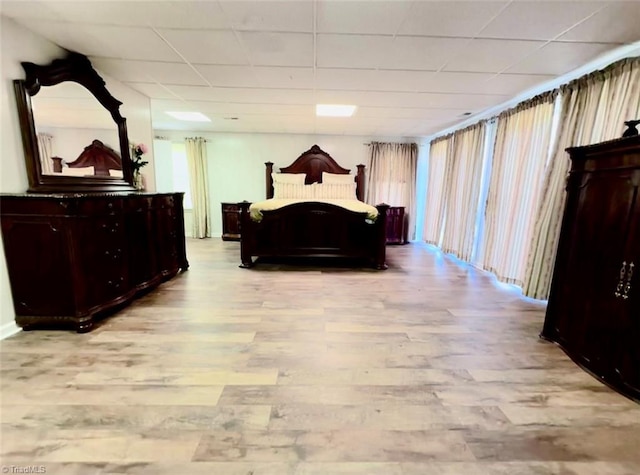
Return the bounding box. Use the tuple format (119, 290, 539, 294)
(0, 320, 21, 340)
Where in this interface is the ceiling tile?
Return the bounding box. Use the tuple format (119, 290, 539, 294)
(482, 73, 555, 95)
(129, 84, 181, 100)
(418, 72, 496, 93)
(559, 2, 640, 44)
(317, 34, 393, 69)
(253, 67, 315, 89)
(383, 36, 471, 71)
(93, 25, 185, 61)
(413, 118, 462, 136)
(239, 32, 314, 67)
(15, 1, 230, 29)
(158, 29, 248, 65)
(181, 102, 313, 116)
(219, 0, 313, 32)
(194, 65, 259, 88)
(357, 107, 466, 121)
(315, 69, 436, 92)
(1, 1, 63, 21)
(315, 90, 508, 109)
(443, 38, 544, 73)
(399, 1, 509, 37)
(92, 58, 206, 86)
(316, 0, 413, 34)
(12, 19, 119, 57)
(479, 1, 605, 41)
(166, 86, 315, 105)
(506, 41, 619, 75)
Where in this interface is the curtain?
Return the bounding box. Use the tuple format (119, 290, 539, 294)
(422, 136, 453, 245)
(440, 122, 486, 261)
(185, 137, 211, 239)
(524, 57, 640, 299)
(37, 133, 54, 174)
(365, 142, 418, 239)
(480, 92, 557, 286)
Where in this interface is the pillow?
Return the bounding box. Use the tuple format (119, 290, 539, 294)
(272, 172, 306, 185)
(273, 183, 317, 199)
(322, 172, 354, 185)
(108, 169, 123, 178)
(61, 166, 95, 176)
(315, 183, 357, 200)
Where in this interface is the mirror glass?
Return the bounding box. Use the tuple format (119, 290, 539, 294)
(31, 82, 122, 178)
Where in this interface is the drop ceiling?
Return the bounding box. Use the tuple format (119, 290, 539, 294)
(3, 0, 639, 137)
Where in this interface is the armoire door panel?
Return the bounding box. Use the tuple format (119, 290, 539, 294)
(613, 190, 640, 394)
(555, 171, 637, 368)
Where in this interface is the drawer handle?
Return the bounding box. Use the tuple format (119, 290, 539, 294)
(614, 261, 627, 298)
(622, 262, 634, 300)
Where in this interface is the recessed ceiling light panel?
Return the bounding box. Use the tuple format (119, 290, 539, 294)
(165, 111, 211, 122)
(316, 104, 357, 117)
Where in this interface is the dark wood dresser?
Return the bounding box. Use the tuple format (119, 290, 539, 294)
(386, 206, 408, 244)
(221, 202, 241, 241)
(541, 135, 639, 402)
(0, 192, 189, 332)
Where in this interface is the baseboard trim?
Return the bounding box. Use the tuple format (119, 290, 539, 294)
(0, 320, 21, 340)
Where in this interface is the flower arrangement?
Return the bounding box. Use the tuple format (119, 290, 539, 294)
(132, 143, 149, 172)
(131, 143, 148, 190)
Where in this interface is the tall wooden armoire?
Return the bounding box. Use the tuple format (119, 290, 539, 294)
(542, 135, 639, 402)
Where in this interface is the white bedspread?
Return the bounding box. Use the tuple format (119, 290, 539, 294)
(249, 199, 379, 222)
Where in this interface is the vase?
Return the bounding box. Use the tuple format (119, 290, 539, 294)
(133, 171, 144, 191)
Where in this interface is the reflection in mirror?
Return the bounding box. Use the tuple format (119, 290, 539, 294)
(31, 82, 121, 178)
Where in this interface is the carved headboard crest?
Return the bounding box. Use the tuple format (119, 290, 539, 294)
(265, 145, 365, 201)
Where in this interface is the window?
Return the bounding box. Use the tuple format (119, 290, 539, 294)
(170, 143, 193, 209)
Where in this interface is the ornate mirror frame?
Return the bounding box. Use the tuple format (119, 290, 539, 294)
(14, 52, 135, 193)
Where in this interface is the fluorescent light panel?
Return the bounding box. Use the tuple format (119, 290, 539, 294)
(316, 104, 357, 117)
(165, 111, 211, 122)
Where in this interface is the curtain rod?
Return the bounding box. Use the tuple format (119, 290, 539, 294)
(363, 142, 423, 146)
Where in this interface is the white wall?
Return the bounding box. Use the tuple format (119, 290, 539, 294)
(100, 71, 156, 191)
(0, 16, 155, 337)
(153, 131, 419, 238)
(0, 16, 65, 337)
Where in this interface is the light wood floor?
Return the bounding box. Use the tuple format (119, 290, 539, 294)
(1, 239, 639, 474)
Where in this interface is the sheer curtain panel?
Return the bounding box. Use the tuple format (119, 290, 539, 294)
(185, 137, 211, 239)
(480, 92, 557, 286)
(441, 123, 486, 261)
(37, 133, 54, 174)
(524, 58, 640, 299)
(422, 136, 453, 246)
(365, 142, 418, 239)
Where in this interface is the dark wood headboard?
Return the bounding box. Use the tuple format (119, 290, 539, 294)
(265, 145, 365, 201)
(52, 139, 122, 176)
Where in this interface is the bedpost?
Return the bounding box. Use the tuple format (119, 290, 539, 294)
(52, 156, 63, 173)
(374, 203, 389, 270)
(356, 164, 365, 201)
(265, 162, 274, 199)
(238, 201, 254, 268)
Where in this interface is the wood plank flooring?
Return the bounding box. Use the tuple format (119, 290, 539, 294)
(1, 239, 639, 474)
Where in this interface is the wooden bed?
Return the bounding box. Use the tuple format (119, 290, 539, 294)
(238, 145, 388, 269)
(51, 139, 122, 176)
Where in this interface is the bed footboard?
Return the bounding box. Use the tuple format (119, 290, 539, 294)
(239, 201, 388, 269)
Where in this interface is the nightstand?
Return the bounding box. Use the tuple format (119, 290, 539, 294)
(221, 202, 241, 241)
(386, 206, 408, 244)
